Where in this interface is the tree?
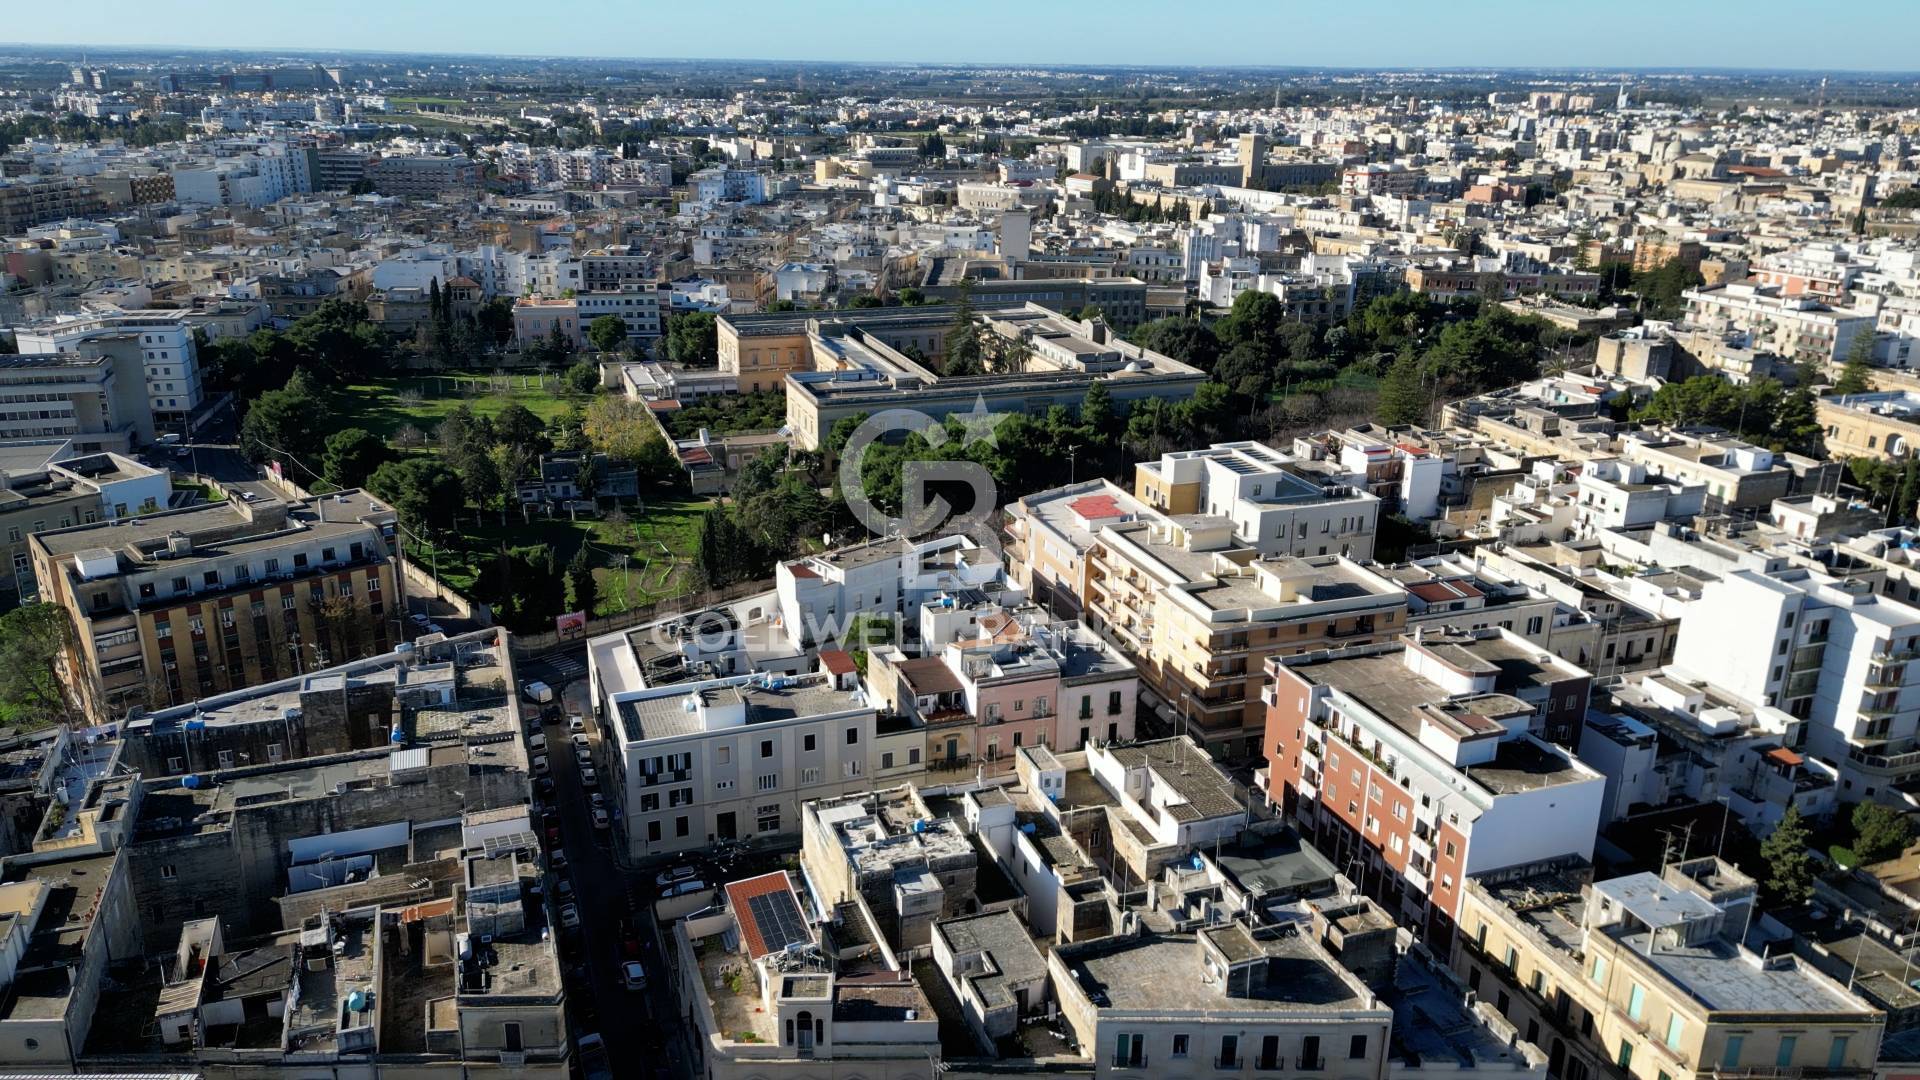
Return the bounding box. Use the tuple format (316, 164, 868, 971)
(565, 359, 601, 395)
(321, 428, 392, 490)
(847, 294, 884, 309)
(1377, 350, 1429, 427)
(1853, 802, 1913, 865)
(1080, 380, 1119, 441)
(665, 311, 719, 367)
(583, 396, 670, 463)
(587, 315, 628, 353)
(368, 458, 465, 538)
(0, 603, 72, 726)
(1835, 330, 1876, 395)
(566, 545, 599, 617)
(239, 370, 325, 473)
(495, 403, 549, 455)
(895, 287, 926, 306)
(940, 280, 983, 376)
(921, 132, 947, 159)
(1759, 805, 1816, 907)
(1131, 317, 1223, 372)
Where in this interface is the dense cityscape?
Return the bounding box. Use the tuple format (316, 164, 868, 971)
(0, 17, 1916, 1080)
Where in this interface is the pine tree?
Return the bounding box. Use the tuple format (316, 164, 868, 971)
(1377, 350, 1428, 427)
(565, 545, 598, 617)
(1835, 330, 1876, 395)
(1759, 805, 1815, 907)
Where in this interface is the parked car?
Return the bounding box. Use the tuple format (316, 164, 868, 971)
(536, 776, 555, 798)
(531, 754, 550, 776)
(661, 878, 707, 899)
(569, 733, 590, 751)
(523, 681, 555, 704)
(580, 765, 598, 788)
(554, 877, 574, 899)
(655, 865, 700, 890)
(549, 849, 568, 873)
(409, 613, 431, 629)
(592, 808, 611, 830)
(588, 792, 606, 810)
(528, 731, 547, 753)
(622, 960, 648, 991)
(568, 714, 587, 733)
(559, 903, 581, 929)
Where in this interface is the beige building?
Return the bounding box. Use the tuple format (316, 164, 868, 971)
(1817, 391, 1920, 460)
(31, 490, 402, 720)
(1455, 857, 1882, 1080)
(1085, 517, 1407, 758)
(717, 309, 816, 394)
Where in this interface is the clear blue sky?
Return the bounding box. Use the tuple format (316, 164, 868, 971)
(11, 0, 1917, 72)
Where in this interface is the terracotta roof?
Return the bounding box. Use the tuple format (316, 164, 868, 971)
(818, 648, 857, 676)
(898, 656, 963, 695)
(724, 871, 804, 959)
(786, 561, 820, 580)
(1407, 580, 1484, 604)
(1069, 494, 1125, 521)
(1766, 746, 1805, 768)
(645, 398, 682, 412)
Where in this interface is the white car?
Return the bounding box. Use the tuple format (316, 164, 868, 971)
(592, 808, 611, 830)
(580, 765, 598, 788)
(568, 715, 587, 733)
(531, 754, 550, 776)
(655, 865, 699, 890)
(662, 878, 707, 899)
(559, 903, 581, 929)
(569, 733, 590, 751)
(588, 792, 607, 811)
(622, 960, 648, 991)
(549, 849, 568, 873)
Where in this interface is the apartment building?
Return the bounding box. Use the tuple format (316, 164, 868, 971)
(0, 451, 168, 603)
(574, 283, 666, 347)
(364, 154, 481, 198)
(13, 309, 205, 433)
(0, 176, 105, 234)
(1050, 917, 1393, 1080)
(1005, 480, 1153, 613)
(1455, 857, 1881, 1080)
(603, 662, 925, 860)
(1087, 516, 1408, 758)
(1263, 629, 1606, 943)
(1817, 391, 1920, 460)
(511, 296, 579, 348)
(1668, 563, 1920, 798)
(671, 868, 940, 1080)
(30, 490, 402, 720)
(716, 307, 816, 394)
(1133, 442, 1383, 562)
(774, 533, 1000, 652)
(1682, 282, 1874, 364)
(866, 620, 1138, 775)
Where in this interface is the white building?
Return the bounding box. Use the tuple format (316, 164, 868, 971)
(775, 535, 1001, 651)
(11, 309, 204, 433)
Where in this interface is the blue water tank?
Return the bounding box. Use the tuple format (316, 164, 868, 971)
(182, 774, 203, 789)
(347, 989, 369, 1013)
(184, 718, 205, 731)
(389, 725, 405, 745)
(910, 818, 928, 834)
(1019, 822, 1037, 834)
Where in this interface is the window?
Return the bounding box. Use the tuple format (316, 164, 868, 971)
(217, 750, 234, 767)
(1349, 1035, 1368, 1060)
(1627, 983, 1646, 1021)
(757, 805, 781, 833)
(882, 752, 894, 769)
(1723, 1035, 1746, 1068)
(1172, 1034, 1190, 1059)
(1299, 1034, 1320, 1069)
(1777, 1035, 1797, 1068)
(717, 746, 730, 765)
(1828, 1036, 1849, 1070)
(800, 767, 822, 784)
(756, 774, 777, 791)
(1219, 1033, 1239, 1069)
(760, 739, 774, 759)
(1618, 1041, 1633, 1070)
(1113, 1033, 1145, 1069)
(161, 864, 177, 879)
(1589, 955, 1608, 985)
(802, 733, 816, 753)
(846, 727, 859, 745)
(167, 756, 183, 773)
(647, 820, 661, 843)
(1108, 690, 1122, 714)
(1665, 1015, 1685, 1051)
(676, 816, 689, 838)
(909, 748, 921, 765)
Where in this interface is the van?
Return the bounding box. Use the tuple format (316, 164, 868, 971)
(523, 681, 555, 704)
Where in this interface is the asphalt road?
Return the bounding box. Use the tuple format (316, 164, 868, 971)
(536, 661, 689, 1080)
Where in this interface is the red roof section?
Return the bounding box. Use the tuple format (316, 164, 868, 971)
(786, 561, 820, 580)
(1407, 580, 1484, 604)
(1069, 494, 1125, 521)
(818, 648, 857, 676)
(1766, 747, 1805, 767)
(725, 871, 801, 959)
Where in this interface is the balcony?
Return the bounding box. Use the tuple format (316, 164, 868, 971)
(1297, 1057, 1326, 1071)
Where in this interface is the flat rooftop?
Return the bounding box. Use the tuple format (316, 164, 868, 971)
(617, 675, 867, 743)
(1061, 927, 1370, 1013)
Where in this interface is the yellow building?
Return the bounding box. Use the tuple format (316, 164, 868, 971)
(716, 310, 816, 393)
(1816, 391, 1920, 461)
(1455, 857, 1881, 1080)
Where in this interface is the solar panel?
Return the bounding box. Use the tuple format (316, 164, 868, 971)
(481, 831, 539, 858)
(746, 888, 809, 953)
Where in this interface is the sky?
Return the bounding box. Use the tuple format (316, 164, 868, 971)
(10, 0, 1919, 73)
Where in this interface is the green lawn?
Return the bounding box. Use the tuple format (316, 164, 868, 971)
(405, 496, 713, 618)
(325, 374, 586, 443)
